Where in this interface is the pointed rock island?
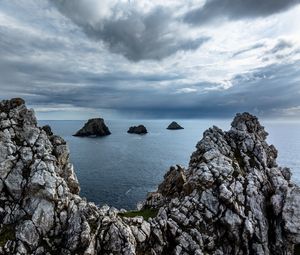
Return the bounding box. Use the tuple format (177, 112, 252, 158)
(0, 98, 299, 254)
(167, 121, 184, 130)
(127, 125, 148, 134)
(74, 118, 111, 137)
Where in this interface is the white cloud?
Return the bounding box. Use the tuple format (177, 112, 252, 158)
(175, 88, 197, 94)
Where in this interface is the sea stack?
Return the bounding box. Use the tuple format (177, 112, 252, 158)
(167, 121, 184, 130)
(74, 118, 111, 137)
(127, 125, 148, 134)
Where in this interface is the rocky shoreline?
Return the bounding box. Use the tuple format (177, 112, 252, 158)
(0, 98, 299, 254)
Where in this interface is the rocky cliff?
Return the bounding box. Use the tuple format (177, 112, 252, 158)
(0, 98, 299, 255)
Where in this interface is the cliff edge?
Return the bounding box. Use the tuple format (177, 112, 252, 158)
(0, 98, 299, 254)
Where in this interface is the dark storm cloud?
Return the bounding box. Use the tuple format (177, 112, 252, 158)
(1, 38, 300, 119)
(1, 0, 300, 119)
(0, 42, 184, 110)
(0, 12, 182, 108)
(0, 55, 182, 106)
(50, 0, 209, 61)
(103, 60, 300, 118)
(1, 18, 299, 119)
(184, 0, 300, 25)
(8, 55, 299, 119)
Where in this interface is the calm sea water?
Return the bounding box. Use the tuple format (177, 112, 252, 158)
(39, 119, 300, 209)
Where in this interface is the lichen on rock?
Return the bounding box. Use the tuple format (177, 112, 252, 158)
(0, 99, 299, 254)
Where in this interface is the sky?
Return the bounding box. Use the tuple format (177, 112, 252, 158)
(0, 0, 300, 120)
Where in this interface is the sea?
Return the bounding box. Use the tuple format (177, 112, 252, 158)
(39, 119, 300, 210)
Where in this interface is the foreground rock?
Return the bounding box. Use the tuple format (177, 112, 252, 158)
(0, 98, 299, 254)
(127, 125, 148, 134)
(143, 113, 300, 254)
(74, 118, 111, 137)
(0, 99, 142, 254)
(167, 121, 184, 130)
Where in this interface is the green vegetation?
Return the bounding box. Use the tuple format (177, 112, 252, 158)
(0, 224, 15, 247)
(118, 208, 158, 221)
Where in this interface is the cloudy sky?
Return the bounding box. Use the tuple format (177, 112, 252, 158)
(0, 0, 300, 119)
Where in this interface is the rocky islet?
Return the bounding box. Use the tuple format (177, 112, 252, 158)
(74, 118, 111, 137)
(127, 125, 148, 135)
(166, 121, 184, 130)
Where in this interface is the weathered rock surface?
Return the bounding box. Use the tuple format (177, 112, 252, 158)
(42, 125, 53, 136)
(143, 113, 300, 255)
(0, 99, 299, 255)
(127, 125, 148, 135)
(167, 121, 184, 130)
(74, 118, 111, 137)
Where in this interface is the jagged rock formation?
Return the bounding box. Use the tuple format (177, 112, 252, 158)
(0, 99, 299, 255)
(167, 121, 184, 130)
(42, 125, 53, 136)
(143, 113, 300, 255)
(127, 125, 148, 135)
(74, 118, 111, 137)
(0, 99, 137, 254)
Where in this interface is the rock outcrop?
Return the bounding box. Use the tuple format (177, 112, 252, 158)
(74, 118, 111, 137)
(143, 113, 300, 255)
(0, 98, 299, 255)
(167, 121, 184, 130)
(42, 125, 53, 136)
(127, 125, 148, 135)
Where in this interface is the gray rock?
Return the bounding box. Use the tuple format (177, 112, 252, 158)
(0, 99, 299, 255)
(167, 121, 184, 130)
(127, 125, 147, 134)
(4, 162, 24, 199)
(0, 98, 25, 113)
(16, 221, 39, 248)
(143, 112, 300, 255)
(74, 118, 111, 137)
(42, 125, 53, 136)
(32, 199, 55, 234)
(282, 186, 300, 243)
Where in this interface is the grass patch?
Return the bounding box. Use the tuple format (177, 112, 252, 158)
(118, 209, 158, 221)
(0, 224, 15, 247)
